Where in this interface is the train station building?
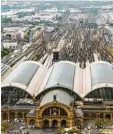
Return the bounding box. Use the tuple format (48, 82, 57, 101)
(1, 60, 113, 128)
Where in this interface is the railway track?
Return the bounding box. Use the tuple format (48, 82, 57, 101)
(2, 27, 65, 72)
(2, 19, 113, 75)
(59, 22, 113, 68)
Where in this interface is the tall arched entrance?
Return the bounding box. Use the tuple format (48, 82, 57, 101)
(99, 113, 104, 119)
(41, 105, 70, 128)
(61, 120, 67, 127)
(105, 114, 111, 120)
(90, 113, 96, 119)
(52, 120, 58, 128)
(29, 119, 35, 128)
(10, 112, 15, 121)
(43, 120, 49, 128)
(17, 113, 23, 122)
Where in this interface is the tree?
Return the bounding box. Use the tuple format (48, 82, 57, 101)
(1, 49, 9, 57)
(1, 122, 12, 133)
(95, 119, 113, 128)
(56, 128, 65, 134)
(95, 119, 104, 128)
(104, 119, 113, 126)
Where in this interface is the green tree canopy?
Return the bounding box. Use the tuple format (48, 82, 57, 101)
(1, 122, 12, 133)
(1, 49, 9, 58)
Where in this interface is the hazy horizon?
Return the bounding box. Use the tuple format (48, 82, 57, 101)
(2, 0, 113, 1)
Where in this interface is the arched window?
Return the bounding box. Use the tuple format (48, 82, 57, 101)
(84, 113, 89, 118)
(43, 108, 50, 116)
(52, 120, 58, 128)
(105, 114, 111, 120)
(90, 113, 96, 119)
(1, 87, 32, 105)
(29, 119, 35, 128)
(17, 113, 23, 120)
(61, 120, 67, 127)
(99, 113, 104, 119)
(10, 112, 15, 119)
(43, 120, 49, 128)
(30, 119, 35, 126)
(60, 108, 67, 116)
(42, 107, 67, 116)
(85, 88, 113, 101)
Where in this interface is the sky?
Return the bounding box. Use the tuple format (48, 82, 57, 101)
(2, 0, 113, 1)
(1, 0, 113, 2)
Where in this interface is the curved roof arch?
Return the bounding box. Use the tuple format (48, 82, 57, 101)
(92, 83, 113, 91)
(2, 61, 47, 96)
(36, 61, 81, 98)
(1, 85, 33, 99)
(90, 61, 113, 88)
(89, 61, 112, 67)
(84, 87, 113, 100)
(1, 86, 33, 98)
(40, 89, 74, 106)
(36, 86, 82, 100)
(39, 102, 71, 117)
(1, 83, 26, 91)
(79, 61, 113, 98)
(1, 86, 33, 105)
(42, 61, 76, 90)
(58, 60, 77, 66)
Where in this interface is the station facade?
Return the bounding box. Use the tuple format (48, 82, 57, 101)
(1, 61, 113, 128)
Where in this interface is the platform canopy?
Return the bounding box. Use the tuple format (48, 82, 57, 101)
(2, 60, 113, 105)
(2, 61, 47, 97)
(84, 61, 113, 100)
(36, 61, 82, 100)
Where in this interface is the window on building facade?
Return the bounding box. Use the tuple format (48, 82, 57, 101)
(42, 107, 67, 116)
